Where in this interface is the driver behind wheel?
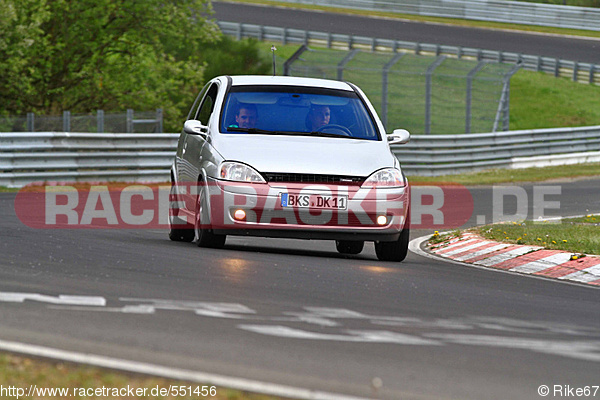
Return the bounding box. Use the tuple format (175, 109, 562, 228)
(306, 105, 331, 131)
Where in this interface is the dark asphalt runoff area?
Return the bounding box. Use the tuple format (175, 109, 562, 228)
(1, 178, 599, 400)
(212, 1, 600, 64)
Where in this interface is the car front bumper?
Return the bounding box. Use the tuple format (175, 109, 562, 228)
(204, 177, 410, 242)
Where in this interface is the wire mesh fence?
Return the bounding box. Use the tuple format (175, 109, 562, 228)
(285, 47, 518, 134)
(0, 109, 163, 133)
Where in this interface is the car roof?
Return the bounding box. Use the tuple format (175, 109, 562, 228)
(228, 75, 354, 91)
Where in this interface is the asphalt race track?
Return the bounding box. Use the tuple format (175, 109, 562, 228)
(212, 1, 600, 64)
(1, 178, 599, 400)
(2, 5, 600, 399)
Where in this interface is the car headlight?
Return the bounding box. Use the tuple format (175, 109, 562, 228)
(361, 168, 406, 188)
(219, 161, 266, 183)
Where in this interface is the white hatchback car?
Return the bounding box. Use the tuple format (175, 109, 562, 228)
(169, 75, 411, 261)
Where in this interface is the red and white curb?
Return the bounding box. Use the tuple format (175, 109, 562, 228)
(417, 232, 600, 287)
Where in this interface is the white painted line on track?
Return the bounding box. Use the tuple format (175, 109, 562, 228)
(0, 293, 106, 306)
(0, 339, 370, 400)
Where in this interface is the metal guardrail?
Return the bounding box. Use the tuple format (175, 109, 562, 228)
(394, 125, 600, 176)
(0, 132, 178, 187)
(2, 127, 599, 186)
(219, 21, 600, 84)
(271, 0, 600, 32)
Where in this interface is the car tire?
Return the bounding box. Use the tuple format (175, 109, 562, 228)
(169, 221, 195, 242)
(375, 210, 410, 262)
(194, 183, 226, 249)
(335, 240, 364, 255)
(168, 181, 194, 242)
(375, 227, 409, 262)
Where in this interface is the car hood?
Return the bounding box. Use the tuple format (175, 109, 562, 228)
(213, 134, 397, 177)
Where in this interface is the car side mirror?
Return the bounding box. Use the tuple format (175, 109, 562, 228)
(387, 129, 410, 145)
(183, 120, 208, 137)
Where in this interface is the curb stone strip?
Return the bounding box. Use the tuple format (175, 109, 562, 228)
(538, 256, 600, 279)
(428, 233, 600, 287)
(453, 243, 512, 261)
(433, 238, 480, 254)
(409, 235, 598, 288)
(473, 246, 539, 267)
(510, 253, 573, 274)
(479, 249, 568, 271)
(443, 241, 496, 256)
(560, 264, 600, 284)
(459, 244, 525, 264)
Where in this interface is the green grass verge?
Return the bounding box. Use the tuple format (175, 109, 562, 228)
(431, 215, 600, 255)
(563, 215, 600, 224)
(0, 353, 285, 400)
(406, 163, 600, 185)
(510, 71, 600, 130)
(475, 216, 600, 254)
(218, 0, 600, 39)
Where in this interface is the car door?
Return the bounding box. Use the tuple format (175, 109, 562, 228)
(180, 81, 220, 213)
(175, 83, 209, 183)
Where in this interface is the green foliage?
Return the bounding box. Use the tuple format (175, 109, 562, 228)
(201, 36, 271, 81)
(0, 0, 222, 130)
(0, 0, 272, 132)
(0, 0, 50, 114)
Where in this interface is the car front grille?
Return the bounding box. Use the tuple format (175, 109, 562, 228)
(258, 209, 378, 226)
(263, 172, 365, 185)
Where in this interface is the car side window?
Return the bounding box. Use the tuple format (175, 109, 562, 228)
(186, 84, 210, 120)
(195, 83, 219, 124)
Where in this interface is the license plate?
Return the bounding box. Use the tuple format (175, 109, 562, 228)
(281, 193, 347, 210)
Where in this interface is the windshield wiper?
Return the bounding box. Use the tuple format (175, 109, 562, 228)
(308, 131, 356, 139)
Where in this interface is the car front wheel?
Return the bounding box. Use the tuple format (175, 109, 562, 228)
(375, 227, 409, 262)
(335, 240, 364, 255)
(194, 184, 226, 249)
(168, 181, 194, 242)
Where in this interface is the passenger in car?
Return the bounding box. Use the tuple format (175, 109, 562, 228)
(231, 103, 257, 129)
(307, 105, 331, 131)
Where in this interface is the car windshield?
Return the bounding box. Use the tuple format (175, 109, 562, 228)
(220, 85, 380, 140)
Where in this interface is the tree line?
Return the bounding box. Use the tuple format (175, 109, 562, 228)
(0, 0, 270, 132)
